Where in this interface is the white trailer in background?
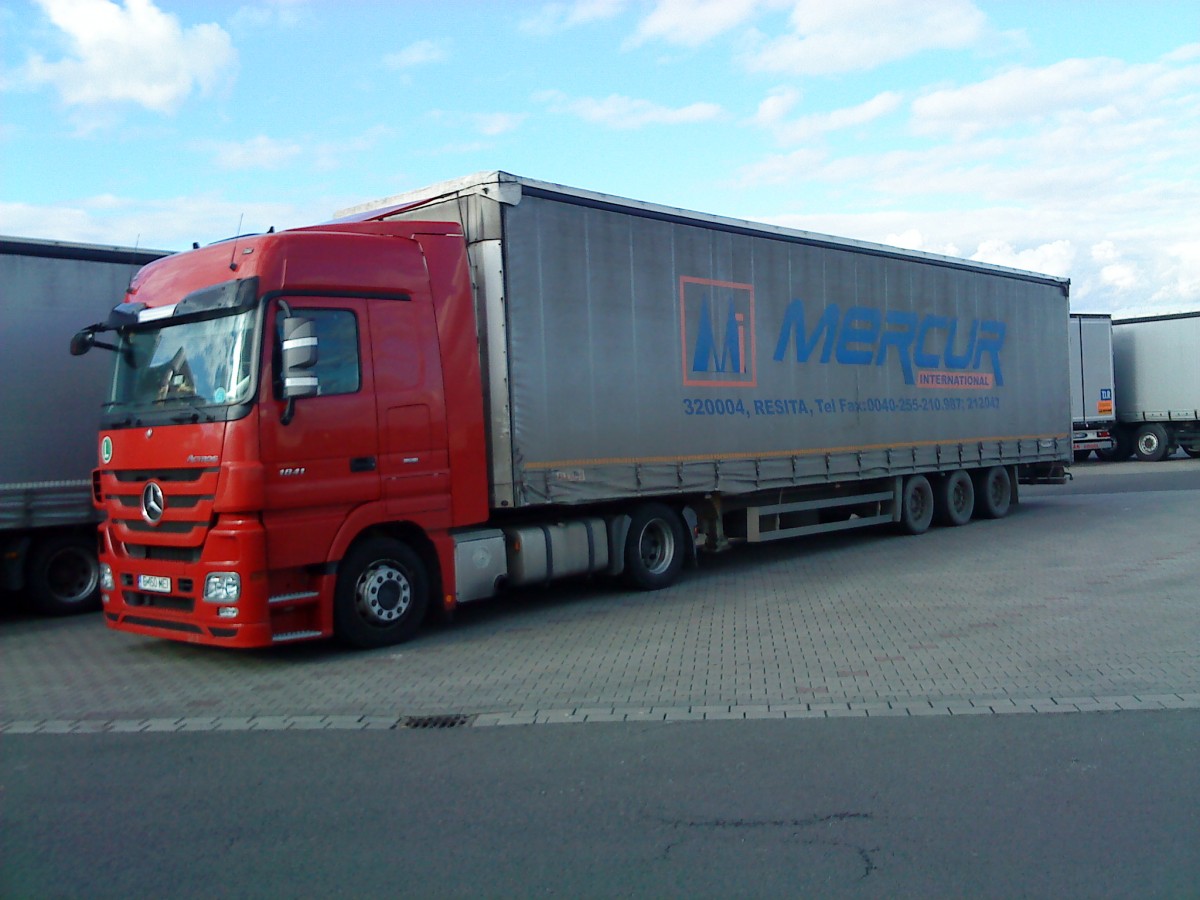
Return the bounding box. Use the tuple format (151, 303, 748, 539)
(1069, 314, 1116, 460)
(1108, 312, 1200, 461)
(1, 237, 169, 613)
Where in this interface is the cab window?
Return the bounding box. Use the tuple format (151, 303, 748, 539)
(279, 308, 360, 396)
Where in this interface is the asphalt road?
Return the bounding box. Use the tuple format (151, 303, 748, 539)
(6, 712, 1199, 898)
(4, 457, 1200, 897)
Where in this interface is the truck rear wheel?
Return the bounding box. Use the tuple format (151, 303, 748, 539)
(335, 537, 429, 649)
(1183, 445, 1200, 459)
(935, 470, 975, 526)
(623, 503, 685, 590)
(973, 466, 1012, 519)
(1134, 424, 1170, 462)
(898, 475, 934, 535)
(27, 533, 101, 616)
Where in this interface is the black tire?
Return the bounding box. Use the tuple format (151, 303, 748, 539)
(334, 538, 429, 649)
(1183, 445, 1200, 459)
(1097, 430, 1133, 462)
(973, 466, 1012, 519)
(1134, 424, 1170, 462)
(27, 533, 101, 616)
(898, 475, 934, 535)
(934, 470, 975, 527)
(623, 503, 685, 590)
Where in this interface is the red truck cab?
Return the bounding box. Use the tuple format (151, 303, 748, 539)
(76, 222, 488, 647)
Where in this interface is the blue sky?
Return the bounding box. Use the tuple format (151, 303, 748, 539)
(2, 0, 1198, 316)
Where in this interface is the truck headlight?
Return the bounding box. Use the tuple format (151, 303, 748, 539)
(204, 573, 241, 603)
(100, 563, 114, 592)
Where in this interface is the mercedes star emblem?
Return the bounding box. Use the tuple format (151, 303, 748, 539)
(141, 482, 166, 525)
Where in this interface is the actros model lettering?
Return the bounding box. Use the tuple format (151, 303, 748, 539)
(771, 301, 1006, 387)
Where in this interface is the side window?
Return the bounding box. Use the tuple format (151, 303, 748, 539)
(279, 308, 361, 396)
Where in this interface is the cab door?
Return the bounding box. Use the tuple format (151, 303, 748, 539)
(368, 291, 451, 524)
(259, 298, 380, 570)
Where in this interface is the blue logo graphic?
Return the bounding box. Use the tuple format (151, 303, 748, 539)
(680, 277, 756, 388)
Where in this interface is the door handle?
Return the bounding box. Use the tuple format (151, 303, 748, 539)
(350, 456, 377, 472)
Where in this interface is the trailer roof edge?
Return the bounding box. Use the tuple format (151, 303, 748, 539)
(340, 171, 1072, 292)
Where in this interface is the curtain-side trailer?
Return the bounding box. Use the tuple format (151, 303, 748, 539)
(76, 173, 1070, 648)
(1, 237, 168, 613)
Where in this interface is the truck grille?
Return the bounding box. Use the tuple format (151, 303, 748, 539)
(98, 467, 218, 550)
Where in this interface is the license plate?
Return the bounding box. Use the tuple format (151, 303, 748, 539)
(138, 574, 172, 594)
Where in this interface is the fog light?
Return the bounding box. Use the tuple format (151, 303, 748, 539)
(218, 606, 239, 619)
(100, 563, 114, 592)
(204, 572, 241, 602)
(101, 593, 110, 605)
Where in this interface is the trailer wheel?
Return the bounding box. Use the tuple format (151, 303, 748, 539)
(27, 533, 101, 616)
(334, 538, 429, 649)
(935, 470, 975, 527)
(1134, 424, 1170, 462)
(623, 503, 685, 590)
(973, 466, 1012, 519)
(899, 475, 934, 535)
(1183, 445, 1200, 459)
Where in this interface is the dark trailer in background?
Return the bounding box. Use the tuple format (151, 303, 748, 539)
(1, 236, 169, 614)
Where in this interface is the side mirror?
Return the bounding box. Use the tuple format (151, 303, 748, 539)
(70, 329, 96, 356)
(280, 316, 319, 400)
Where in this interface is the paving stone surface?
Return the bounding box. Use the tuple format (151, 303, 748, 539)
(3, 465, 1198, 732)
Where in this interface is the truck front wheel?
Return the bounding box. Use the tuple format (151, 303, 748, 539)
(899, 475, 934, 535)
(27, 533, 100, 616)
(623, 503, 685, 590)
(1134, 424, 1170, 462)
(335, 538, 429, 649)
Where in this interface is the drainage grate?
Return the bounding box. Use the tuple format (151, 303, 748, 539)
(401, 714, 475, 730)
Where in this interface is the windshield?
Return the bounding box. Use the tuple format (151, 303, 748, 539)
(108, 309, 259, 412)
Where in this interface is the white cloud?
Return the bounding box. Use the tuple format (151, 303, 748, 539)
(230, 0, 312, 31)
(201, 127, 393, 172)
(521, 0, 630, 35)
(911, 55, 1200, 138)
(626, 0, 766, 48)
(752, 86, 801, 126)
(761, 90, 903, 144)
(970, 239, 1075, 278)
(732, 40, 1200, 316)
(739, 0, 987, 75)
(736, 147, 828, 185)
(205, 135, 303, 170)
(1163, 43, 1200, 63)
(474, 112, 527, 136)
(1099, 262, 1139, 291)
(427, 110, 526, 139)
(312, 126, 394, 172)
(0, 194, 314, 251)
(22, 0, 235, 114)
(758, 200, 1200, 316)
(535, 90, 722, 128)
(384, 39, 447, 69)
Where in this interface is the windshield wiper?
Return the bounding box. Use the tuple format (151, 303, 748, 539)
(160, 394, 219, 423)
